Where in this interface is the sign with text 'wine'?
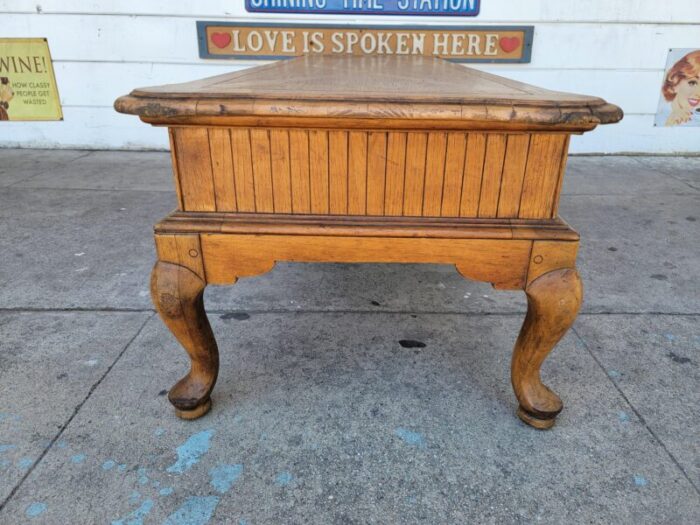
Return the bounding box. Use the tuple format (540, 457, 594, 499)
(245, 0, 481, 16)
(0, 38, 62, 121)
(198, 22, 533, 63)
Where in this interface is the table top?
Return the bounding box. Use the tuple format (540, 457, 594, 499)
(115, 56, 622, 128)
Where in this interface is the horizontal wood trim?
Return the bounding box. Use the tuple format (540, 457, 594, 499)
(201, 233, 533, 289)
(156, 212, 580, 241)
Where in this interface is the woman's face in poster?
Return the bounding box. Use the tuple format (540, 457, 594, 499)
(672, 76, 700, 110)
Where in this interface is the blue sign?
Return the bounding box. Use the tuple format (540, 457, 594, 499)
(245, 0, 481, 17)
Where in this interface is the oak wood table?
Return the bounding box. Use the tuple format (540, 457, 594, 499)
(116, 56, 622, 429)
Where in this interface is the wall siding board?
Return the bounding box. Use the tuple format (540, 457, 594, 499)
(1, 7, 698, 153)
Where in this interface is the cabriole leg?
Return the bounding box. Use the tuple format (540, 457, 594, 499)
(511, 268, 583, 429)
(151, 261, 219, 420)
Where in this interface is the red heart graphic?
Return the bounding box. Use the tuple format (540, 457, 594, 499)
(499, 37, 521, 53)
(211, 32, 232, 49)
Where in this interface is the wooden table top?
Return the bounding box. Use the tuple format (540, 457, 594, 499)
(115, 56, 622, 129)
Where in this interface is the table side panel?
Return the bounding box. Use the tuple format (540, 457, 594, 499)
(170, 127, 569, 220)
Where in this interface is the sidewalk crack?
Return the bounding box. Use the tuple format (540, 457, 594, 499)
(572, 326, 700, 496)
(0, 312, 155, 513)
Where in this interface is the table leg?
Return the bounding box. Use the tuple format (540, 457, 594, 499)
(151, 261, 219, 420)
(511, 268, 582, 429)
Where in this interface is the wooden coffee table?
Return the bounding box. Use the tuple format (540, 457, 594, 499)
(116, 56, 622, 429)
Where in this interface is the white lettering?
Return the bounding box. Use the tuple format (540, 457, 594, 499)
(396, 33, 410, 55)
(484, 34, 498, 55)
(467, 34, 481, 55)
(281, 31, 295, 52)
(377, 33, 393, 54)
(451, 34, 465, 56)
(263, 30, 280, 50)
(433, 33, 449, 56)
(331, 32, 345, 53)
(411, 33, 425, 54)
(231, 31, 245, 52)
(247, 31, 264, 52)
(345, 32, 360, 53)
(360, 33, 377, 54)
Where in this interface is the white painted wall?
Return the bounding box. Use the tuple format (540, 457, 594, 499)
(1, 1, 699, 153)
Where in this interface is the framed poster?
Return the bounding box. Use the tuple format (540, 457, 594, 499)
(655, 48, 700, 127)
(0, 38, 63, 121)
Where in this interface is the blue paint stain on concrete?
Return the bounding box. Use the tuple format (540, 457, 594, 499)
(663, 333, 675, 342)
(209, 464, 243, 494)
(618, 411, 630, 423)
(71, 454, 86, 464)
(239, 520, 249, 525)
(275, 471, 293, 486)
(0, 444, 17, 454)
(152, 480, 160, 489)
(102, 460, 116, 471)
(159, 487, 174, 497)
(128, 491, 141, 505)
(162, 496, 220, 525)
(56, 441, 68, 449)
(154, 428, 166, 437)
(137, 467, 149, 485)
(25, 502, 47, 518)
(18, 457, 33, 470)
(394, 427, 426, 449)
(111, 499, 154, 525)
(608, 370, 621, 379)
(634, 475, 648, 487)
(166, 429, 215, 474)
(118, 463, 127, 472)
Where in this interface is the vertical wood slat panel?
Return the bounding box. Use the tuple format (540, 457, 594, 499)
(329, 131, 349, 214)
(403, 132, 428, 217)
(422, 132, 448, 217)
(174, 128, 216, 212)
(209, 128, 236, 212)
(366, 132, 387, 216)
(168, 129, 185, 210)
(519, 134, 567, 219)
(460, 133, 487, 217)
(478, 134, 508, 218)
(497, 134, 531, 218)
(289, 130, 311, 214)
(250, 129, 274, 213)
(384, 132, 407, 216)
(550, 135, 571, 218)
(269, 129, 292, 213)
(348, 131, 368, 215)
(230, 128, 256, 212)
(309, 130, 330, 214)
(441, 133, 467, 217)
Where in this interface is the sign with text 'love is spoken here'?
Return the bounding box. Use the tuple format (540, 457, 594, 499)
(245, 0, 481, 16)
(198, 23, 533, 63)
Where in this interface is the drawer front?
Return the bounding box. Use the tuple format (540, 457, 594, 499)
(170, 127, 569, 219)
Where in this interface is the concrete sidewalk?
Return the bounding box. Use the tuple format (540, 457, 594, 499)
(0, 150, 698, 524)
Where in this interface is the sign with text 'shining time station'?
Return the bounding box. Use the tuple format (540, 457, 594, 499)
(198, 22, 532, 63)
(245, 0, 481, 16)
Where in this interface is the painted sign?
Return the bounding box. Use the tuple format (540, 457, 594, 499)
(245, 0, 480, 16)
(655, 48, 700, 127)
(0, 38, 62, 121)
(198, 22, 533, 63)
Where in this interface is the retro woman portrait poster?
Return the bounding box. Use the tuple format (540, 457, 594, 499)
(655, 48, 700, 127)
